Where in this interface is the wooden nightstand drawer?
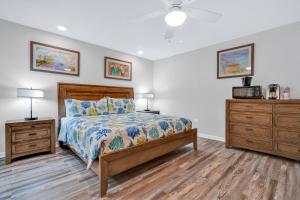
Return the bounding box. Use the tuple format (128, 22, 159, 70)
(12, 139, 50, 154)
(12, 129, 50, 142)
(11, 123, 50, 131)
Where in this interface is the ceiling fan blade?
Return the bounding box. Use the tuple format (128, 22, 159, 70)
(181, 0, 198, 6)
(185, 7, 222, 23)
(159, 0, 171, 8)
(131, 10, 165, 23)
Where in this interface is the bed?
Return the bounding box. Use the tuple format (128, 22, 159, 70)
(57, 83, 198, 197)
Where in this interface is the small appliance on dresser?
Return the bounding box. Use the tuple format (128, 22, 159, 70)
(5, 118, 55, 164)
(232, 76, 263, 99)
(226, 99, 300, 161)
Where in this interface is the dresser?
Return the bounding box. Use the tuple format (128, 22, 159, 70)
(226, 99, 300, 161)
(5, 118, 55, 164)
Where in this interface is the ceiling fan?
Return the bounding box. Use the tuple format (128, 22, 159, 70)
(133, 0, 222, 41)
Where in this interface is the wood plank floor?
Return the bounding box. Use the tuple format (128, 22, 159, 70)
(0, 138, 300, 200)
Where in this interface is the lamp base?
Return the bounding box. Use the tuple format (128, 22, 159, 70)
(25, 117, 38, 121)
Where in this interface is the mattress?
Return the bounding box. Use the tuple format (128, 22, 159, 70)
(58, 112, 192, 169)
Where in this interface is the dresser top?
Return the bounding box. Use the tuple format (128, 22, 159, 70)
(227, 99, 300, 104)
(6, 117, 55, 125)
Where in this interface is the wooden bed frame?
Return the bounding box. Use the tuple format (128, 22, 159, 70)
(57, 82, 198, 197)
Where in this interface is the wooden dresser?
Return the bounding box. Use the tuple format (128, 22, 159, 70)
(226, 99, 300, 161)
(5, 118, 55, 164)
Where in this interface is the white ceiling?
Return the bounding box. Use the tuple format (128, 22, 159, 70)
(0, 0, 300, 60)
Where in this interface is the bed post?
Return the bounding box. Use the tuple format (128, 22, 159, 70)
(193, 130, 198, 150)
(99, 156, 108, 197)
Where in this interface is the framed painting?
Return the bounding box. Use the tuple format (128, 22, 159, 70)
(217, 43, 254, 79)
(104, 57, 132, 81)
(30, 41, 80, 76)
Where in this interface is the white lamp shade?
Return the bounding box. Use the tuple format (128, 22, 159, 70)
(140, 93, 154, 99)
(17, 88, 44, 98)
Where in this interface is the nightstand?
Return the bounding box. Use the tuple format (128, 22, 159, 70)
(136, 110, 160, 114)
(5, 118, 55, 164)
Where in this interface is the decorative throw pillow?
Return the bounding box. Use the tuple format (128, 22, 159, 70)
(65, 99, 98, 117)
(107, 97, 135, 114)
(95, 97, 109, 115)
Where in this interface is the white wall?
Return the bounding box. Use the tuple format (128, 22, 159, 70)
(154, 22, 300, 140)
(0, 19, 154, 153)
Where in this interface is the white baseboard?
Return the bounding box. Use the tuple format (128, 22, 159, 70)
(198, 132, 225, 142)
(0, 152, 5, 159)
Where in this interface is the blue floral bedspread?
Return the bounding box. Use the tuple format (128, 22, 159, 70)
(58, 112, 192, 169)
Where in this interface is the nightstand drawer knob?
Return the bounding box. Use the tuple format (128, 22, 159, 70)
(29, 144, 37, 148)
(29, 133, 37, 136)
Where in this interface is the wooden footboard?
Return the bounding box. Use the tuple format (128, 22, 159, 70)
(95, 128, 198, 197)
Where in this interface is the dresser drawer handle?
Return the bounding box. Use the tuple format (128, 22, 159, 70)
(246, 139, 253, 144)
(245, 128, 253, 132)
(245, 105, 253, 109)
(29, 133, 37, 136)
(246, 116, 253, 119)
(29, 144, 37, 148)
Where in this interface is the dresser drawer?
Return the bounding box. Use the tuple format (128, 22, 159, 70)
(275, 104, 300, 114)
(230, 136, 273, 152)
(11, 123, 51, 131)
(230, 112, 272, 126)
(230, 103, 272, 113)
(275, 115, 300, 128)
(276, 143, 300, 159)
(230, 124, 272, 140)
(275, 129, 300, 144)
(12, 129, 50, 142)
(12, 139, 50, 154)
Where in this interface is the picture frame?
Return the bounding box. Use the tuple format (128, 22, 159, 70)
(104, 57, 132, 81)
(30, 41, 80, 76)
(217, 43, 254, 79)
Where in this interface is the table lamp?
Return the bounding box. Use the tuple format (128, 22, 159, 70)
(140, 93, 154, 111)
(17, 88, 44, 120)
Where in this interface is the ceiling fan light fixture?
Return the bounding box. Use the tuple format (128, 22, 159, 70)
(165, 10, 187, 27)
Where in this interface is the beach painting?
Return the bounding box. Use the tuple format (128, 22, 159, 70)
(31, 41, 80, 76)
(217, 43, 254, 79)
(105, 57, 132, 81)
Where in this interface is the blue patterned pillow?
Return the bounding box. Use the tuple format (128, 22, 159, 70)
(95, 98, 109, 115)
(107, 97, 135, 114)
(65, 99, 98, 117)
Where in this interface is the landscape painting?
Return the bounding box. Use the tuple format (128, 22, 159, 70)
(217, 43, 254, 79)
(30, 41, 80, 76)
(105, 57, 132, 81)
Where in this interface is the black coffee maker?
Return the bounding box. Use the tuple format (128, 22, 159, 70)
(241, 76, 252, 86)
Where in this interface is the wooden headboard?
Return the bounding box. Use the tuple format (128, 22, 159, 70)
(57, 82, 134, 121)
